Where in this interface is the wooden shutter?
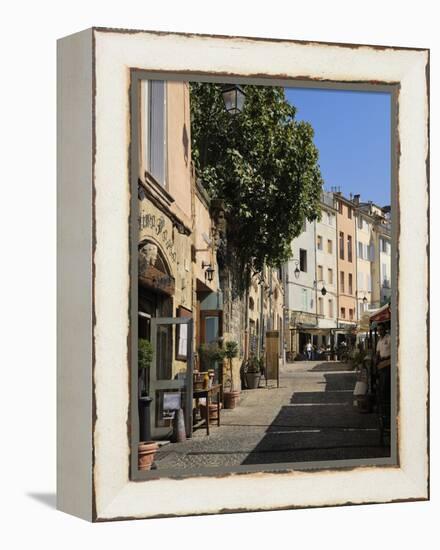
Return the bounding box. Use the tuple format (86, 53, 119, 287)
(149, 81, 166, 185)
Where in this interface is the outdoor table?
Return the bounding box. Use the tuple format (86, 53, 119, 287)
(193, 384, 222, 436)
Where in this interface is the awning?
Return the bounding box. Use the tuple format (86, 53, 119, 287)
(369, 303, 391, 323)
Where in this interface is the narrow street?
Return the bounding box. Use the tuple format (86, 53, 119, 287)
(155, 361, 390, 470)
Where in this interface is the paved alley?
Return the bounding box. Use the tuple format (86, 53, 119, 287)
(154, 361, 390, 471)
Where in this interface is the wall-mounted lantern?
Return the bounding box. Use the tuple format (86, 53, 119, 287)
(221, 84, 246, 115)
(314, 279, 327, 296)
(202, 261, 215, 282)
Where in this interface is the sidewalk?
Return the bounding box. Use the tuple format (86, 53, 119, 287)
(154, 361, 390, 471)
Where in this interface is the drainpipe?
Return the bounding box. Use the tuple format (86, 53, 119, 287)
(244, 285, 249, 360)
(314, 219, 318, 332)
(335, 199, 340, 336)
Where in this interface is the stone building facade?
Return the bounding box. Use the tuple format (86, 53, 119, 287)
(315, 193, 338, 343)
(137, 79, 285, 438)
(285, 191, 392, 359)
(334, 193, 357, 342)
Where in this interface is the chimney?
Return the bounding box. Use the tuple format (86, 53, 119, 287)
(353, 194, 360, 205)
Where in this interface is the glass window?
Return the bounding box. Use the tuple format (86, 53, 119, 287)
(142, 80, 167, 186)
(328, 299, 333, 318)
(347, 235, 353, 262)
(300, 248, 307, 272)
(348, 273, 353, 295)
(318, 265, 323, 281)
(341, 307, 346, 319)
(339, 232, 344, 260)
(327, 239, 333, 254)
(328, 268, 333, 285)
(317, 235, 323, 250)
(205, 316, 219, 344)
(348, 206, 352, 219)
(340, 271, 345, 293)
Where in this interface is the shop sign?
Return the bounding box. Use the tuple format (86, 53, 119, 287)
(139, 211, 177, 263)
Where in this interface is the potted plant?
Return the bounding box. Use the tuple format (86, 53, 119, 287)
(223, 340, 240, 409)
(197, 342, 226, 418)
(244, 354, 263, 389)
(138, 339, 158, 471)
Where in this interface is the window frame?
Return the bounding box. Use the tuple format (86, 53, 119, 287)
(141, 79, 168, 188)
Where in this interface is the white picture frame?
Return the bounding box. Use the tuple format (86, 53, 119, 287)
(57, 27, 429, 521)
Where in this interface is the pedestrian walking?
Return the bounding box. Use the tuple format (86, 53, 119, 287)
(305, 340, 313, 361)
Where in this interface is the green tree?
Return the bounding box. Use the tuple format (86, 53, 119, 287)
(190, 83, 323, 290)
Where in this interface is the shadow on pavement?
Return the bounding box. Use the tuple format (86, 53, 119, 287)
(310, 362, 355, 372)
(242, 372, 390, 465)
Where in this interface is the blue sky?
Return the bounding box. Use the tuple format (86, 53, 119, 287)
(285, 87, 391, 207)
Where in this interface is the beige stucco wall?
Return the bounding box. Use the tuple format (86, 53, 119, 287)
(193, 193, 217, 293)
(138, 81, 195, 378)
(166, 81, 192, 222)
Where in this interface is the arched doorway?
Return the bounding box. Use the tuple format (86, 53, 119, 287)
(138, 240, 192, 439)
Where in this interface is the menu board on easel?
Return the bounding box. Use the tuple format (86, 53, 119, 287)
(265, 330, 280, 387)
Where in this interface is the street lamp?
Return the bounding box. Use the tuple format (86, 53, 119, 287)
(314, 280, 327, 296)
(202, 261, 215, 282)
(221, 84, 246, 115)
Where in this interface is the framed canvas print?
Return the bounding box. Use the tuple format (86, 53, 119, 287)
(57, 27, 429, 521)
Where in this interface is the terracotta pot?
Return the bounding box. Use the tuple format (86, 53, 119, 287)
(138, 441, 159, 471)
(200, 403, 221, 423)
(223, 390, 240, 409)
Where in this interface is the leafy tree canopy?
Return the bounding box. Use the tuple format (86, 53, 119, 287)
(190, 83, 323, 286)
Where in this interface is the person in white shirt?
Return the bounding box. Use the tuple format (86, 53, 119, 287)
(376, 325, 391, 366)
(375, 324, 391, 428)
(305, 340, 313, 361)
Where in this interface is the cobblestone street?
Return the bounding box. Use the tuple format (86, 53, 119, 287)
(155, 361, 390, 470)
